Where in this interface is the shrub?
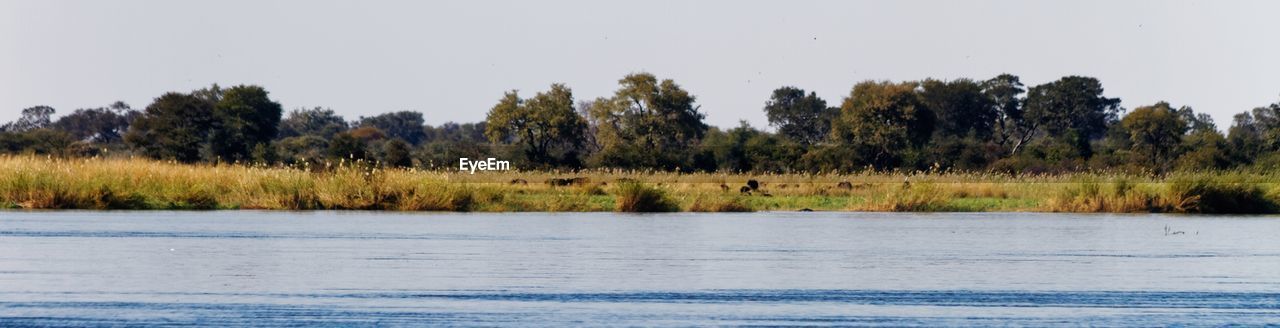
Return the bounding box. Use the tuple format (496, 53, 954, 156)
(614, 182, 679, 212)
(1165, 177, 1277, 214)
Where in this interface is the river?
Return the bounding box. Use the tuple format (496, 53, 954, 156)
(1, 211, 1278, 326)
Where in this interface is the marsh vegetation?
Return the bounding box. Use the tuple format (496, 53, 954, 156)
(3, 156, 1277, 213)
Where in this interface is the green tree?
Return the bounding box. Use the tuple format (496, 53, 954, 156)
(1225, 101, 1280, 166)
(209, 85, 283, 162)
(920, 79, 995, 139)
(1023, 76, 1121, 159)
(419, 122, 492, 169)
(763, 87, 834, 146)
(1121, 102, 1188, 169)
(278, 107, 347, 139)
(587, 73, 708, 170)
(327, 132, 368, 161)
(981, 74, 1032, 154)
(484, 84, 588, 168)
(698, 121, 802, 173)
(53, 102, 138, 144)
(830, 80, 933, 170)
(0, 128, 74, 155)
(2, 106, 56, 132)
(1177, 128, 1229, 170)
(381, 138, 413, 168)
(276, 135, 328, 165)
(124, 92, 216, 163)
(358, 111, 426, 145)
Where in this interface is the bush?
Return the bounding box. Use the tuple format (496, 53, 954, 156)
(614, 182, 679, 212)
(1166, 177, 1277, 214)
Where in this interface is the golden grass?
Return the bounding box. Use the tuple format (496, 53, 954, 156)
(1, 155, 1279, 213)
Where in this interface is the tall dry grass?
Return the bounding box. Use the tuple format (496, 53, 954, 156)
(1, 155, 1278, 213)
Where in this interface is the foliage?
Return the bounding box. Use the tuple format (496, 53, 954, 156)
(1121, 102, 1188, 170)
(484, 84, 588, 168)
(763, 86, 834, 146)
(49, 102, 139, 144)
(5, 75, 1280, 175)
(278, 107, 347, 139)
(1, 106, 56, 132)
(327, 132, 368, 160)
(210, 85, 283, 161)
(1022, 76, 1121, 159)
(358, 111, 426, 145)
(124, 92, 216, 163)
(830, 80, 933, 170)
(587, 73, 708, 170)
(381, 138, 413, 168)
(613, 182, 679, 212)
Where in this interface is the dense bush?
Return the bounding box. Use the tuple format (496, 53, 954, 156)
(614, 182, 679, 212)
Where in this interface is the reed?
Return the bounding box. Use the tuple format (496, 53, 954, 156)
(1, 155, 1278, 213)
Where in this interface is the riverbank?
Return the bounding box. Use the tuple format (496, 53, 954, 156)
(2, 156, 1278, 213)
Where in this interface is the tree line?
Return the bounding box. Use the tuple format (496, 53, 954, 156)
(3, 72, 1279, 173)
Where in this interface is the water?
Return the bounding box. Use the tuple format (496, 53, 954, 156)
(1, 211, 1279, 326)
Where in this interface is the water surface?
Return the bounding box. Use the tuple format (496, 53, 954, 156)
(1, 211, 1278, 326)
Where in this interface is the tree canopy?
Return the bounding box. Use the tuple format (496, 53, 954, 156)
(7, 74, 1280, 174)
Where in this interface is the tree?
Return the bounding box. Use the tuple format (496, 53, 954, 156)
(53, 102, 138, 144)
(358, 111, 426, 145)
(381, 138, 413, 168)
(209, 85, 283, 161)
(124, 92, 216, 163)
(1177, 128, 1229, 170)
(830, 80, 933, 170)
(920, 79, 995, 139)
(419, 122, 491, 169)
(0, 128, 74, 155)
(2, 106, 56, 132)
(982, 74, 1031, 153)
(327, 132, 367, 160)
(1226, 111, 1264, 166)
(763, 87, 834, 146)
(587, 73, 708, 170)
(276, 135, 328, 165)
(1023, 76, 1121, 159)
(278, 107, 347, 139)
(1121, 102, 1188, 169)
(484, 84, 588, 168)
(1225, 101, 1280, 166)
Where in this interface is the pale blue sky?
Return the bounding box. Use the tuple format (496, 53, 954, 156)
(2, 0, 1277, 130)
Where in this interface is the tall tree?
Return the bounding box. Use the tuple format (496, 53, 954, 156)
(1225, 101, 1280, 165)
(982, 74, 1031, 153)
(124, 93, 216, 163)
(209, 85, 283, 161)
(53, 101, 138, 144)
(587, 73, 708, 170)
(1121, 102, 1188, 169)
(830, 81, 933, 170)
(484, 84, 588, 168)
(2, 106, 56, 132)
(278, 107, 347, 139)
(920, 79, 995, 138)
(1023, 76, 1121, 158)
(763, 87, 834, 146)
(327, 132, 368, 160)
(358, 111, 426, 145)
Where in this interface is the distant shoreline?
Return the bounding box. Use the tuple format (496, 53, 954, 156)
(2, 156, 1277, 214)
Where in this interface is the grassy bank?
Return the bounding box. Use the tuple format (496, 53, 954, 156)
(2, 156, 1279, 213)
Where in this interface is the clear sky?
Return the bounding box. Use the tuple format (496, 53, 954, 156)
(2, 0, 1278, 131)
